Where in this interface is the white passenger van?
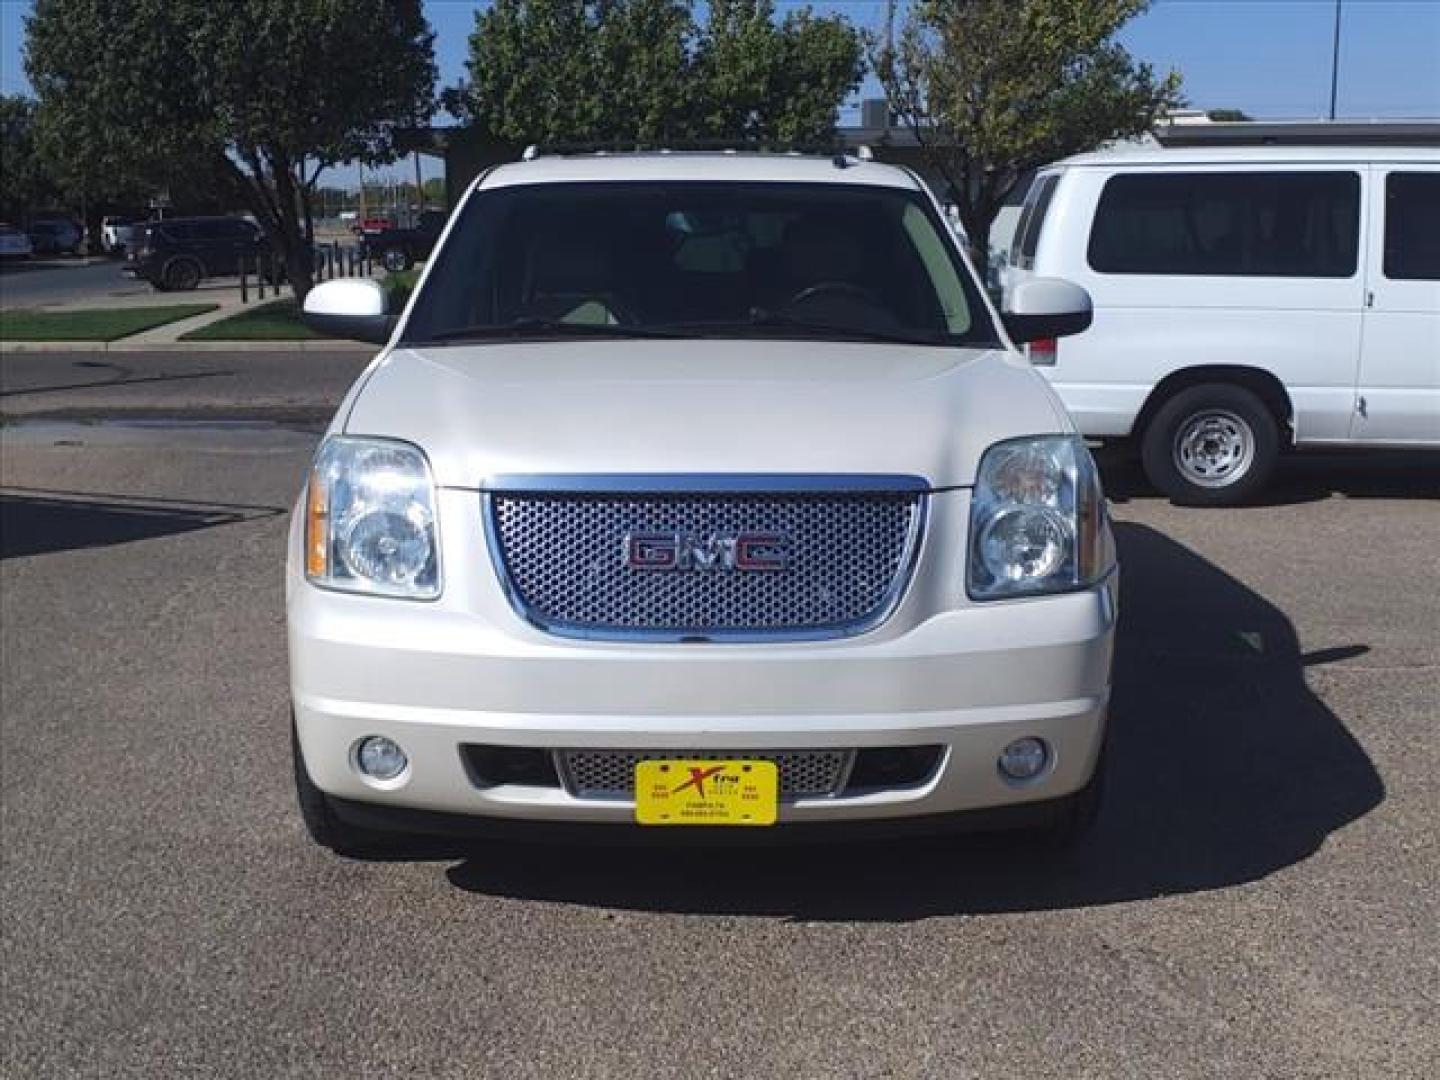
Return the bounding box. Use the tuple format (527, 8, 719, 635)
(1006, 146, 1439, 504)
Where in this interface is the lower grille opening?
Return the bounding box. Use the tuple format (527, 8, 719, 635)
(462, 745, 561, 789)
(559, 749, 851, 799)
(843, 746, 944, 792)
(461, 745, 946, 799)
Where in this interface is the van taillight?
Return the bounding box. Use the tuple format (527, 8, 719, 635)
(1027, 337, 1058, 366)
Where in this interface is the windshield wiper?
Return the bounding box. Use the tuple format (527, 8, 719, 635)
(662, 310, 950, 346)
(423, 317, 690, 343)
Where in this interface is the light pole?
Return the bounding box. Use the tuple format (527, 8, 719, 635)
(1328, 0, 1343, 121)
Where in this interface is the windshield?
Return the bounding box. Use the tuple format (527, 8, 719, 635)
(401, 181, 998, 347)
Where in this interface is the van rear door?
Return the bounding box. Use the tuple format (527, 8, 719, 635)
(1354, 166, 1440, 443)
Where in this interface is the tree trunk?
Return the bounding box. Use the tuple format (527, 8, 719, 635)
(271, 156, 315, 301)
(967, 218, 993, 280)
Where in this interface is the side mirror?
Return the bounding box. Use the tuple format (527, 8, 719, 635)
(1002, 277, 1093, 345)
(302, 279, 392, 344)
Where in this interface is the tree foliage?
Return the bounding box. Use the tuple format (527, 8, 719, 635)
(875, 0, 1183, 260)
(445, 0, 864, 146)
(0, 95, 56, 221)
(26, 0, 436, 296)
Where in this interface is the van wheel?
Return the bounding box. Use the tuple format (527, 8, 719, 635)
(163, 258, 202, 291)
(1141, 383, 1279, 506)
(292, 715, 390, 857)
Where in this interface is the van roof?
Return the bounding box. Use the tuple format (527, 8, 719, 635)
(1052, 144, 1440, 169)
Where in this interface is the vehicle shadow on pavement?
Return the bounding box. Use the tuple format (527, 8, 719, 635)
(0, 489, 281, 559)
(1098, 447, 1440, 506)
(441, 522, 1385, 920)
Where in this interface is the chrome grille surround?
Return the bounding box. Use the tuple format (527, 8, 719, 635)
(483, 474, 927, 642)
(558, 750, 853, 800)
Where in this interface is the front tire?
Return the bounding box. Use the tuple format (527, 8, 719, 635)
(1141, 383, 1280, 506)
(292, 716, 391, 857)
(1025, 749, 1105, 850)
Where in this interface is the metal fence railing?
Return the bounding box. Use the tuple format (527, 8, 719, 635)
(239, 242, 374, 304)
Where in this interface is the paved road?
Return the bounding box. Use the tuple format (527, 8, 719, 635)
(1, 349, 371, 423)
(1, 368, 1437, 1076)
(0, 258, 154, 310)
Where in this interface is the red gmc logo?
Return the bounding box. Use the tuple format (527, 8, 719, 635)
(623, 532, 792, 571)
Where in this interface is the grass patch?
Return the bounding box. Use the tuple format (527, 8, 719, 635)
(180, 299, 322, 341)
(0, 304, 218, 342)
(384, 265, 423, 310)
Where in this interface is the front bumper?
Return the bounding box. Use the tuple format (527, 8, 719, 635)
(288, 487, 1117, 830)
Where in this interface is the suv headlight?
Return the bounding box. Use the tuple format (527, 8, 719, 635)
(304, 436, 441, 599)
(967, 435, 1111, 601)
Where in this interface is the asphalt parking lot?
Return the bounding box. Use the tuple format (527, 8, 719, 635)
(1, 373, 1437, 1076)
(0, 258, 151, 311)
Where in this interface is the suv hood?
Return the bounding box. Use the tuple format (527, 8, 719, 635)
(343, 340, 1070, 490)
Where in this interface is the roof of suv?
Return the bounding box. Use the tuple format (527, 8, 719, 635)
(478, 152, 923, 191)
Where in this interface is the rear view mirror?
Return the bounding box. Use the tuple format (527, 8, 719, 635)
(303, 279, 392, 344)
(1002, 277, 1093, 345)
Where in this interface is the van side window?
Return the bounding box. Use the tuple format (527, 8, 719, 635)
(1087, 172, 1360, 278)
(1384, 172, 1440, 281)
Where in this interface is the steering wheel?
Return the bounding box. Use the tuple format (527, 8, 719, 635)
(784, 281, 885, 311)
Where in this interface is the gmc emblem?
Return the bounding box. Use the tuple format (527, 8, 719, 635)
(623, 531, 792, 571)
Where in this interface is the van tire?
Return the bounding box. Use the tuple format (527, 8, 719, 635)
(292, 715, 391, 858)
(1141, 383, 1279, 506)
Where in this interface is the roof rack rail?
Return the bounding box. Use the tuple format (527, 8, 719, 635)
(518, 140, 876, 166)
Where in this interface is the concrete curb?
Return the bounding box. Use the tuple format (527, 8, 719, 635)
(0, 339, 374, 354)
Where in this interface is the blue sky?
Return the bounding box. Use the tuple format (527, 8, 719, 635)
(2, 0, 1437, 183)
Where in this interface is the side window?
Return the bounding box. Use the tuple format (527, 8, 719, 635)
(1013, 175, 1058, 269)
(1088, 171, 1360, 278)
(1383, 172, 1440, 281)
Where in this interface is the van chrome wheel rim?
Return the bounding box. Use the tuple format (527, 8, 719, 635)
(1173, 410, 1253, 488)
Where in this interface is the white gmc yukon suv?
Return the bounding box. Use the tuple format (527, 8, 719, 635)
(290, 150, 1116, 855)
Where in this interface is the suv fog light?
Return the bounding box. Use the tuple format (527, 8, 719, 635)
(356, 736, 408, 781)
(998, 737, 1049, 781)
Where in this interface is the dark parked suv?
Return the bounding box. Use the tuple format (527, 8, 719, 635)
(125, 216, 270, 290)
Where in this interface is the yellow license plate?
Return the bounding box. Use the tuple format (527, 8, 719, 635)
(634, 759, 779, 826)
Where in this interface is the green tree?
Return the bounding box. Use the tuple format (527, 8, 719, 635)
(0, 95, 55, 222)
(875, 0, 1182, 262)
(445, 0, 863, 146)
(26, 0, 435, 296)
(692, 0, 865, 143)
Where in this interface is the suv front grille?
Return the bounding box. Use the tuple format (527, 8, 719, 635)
(485, 479, 925, 641)
(558, 750, 852, 799)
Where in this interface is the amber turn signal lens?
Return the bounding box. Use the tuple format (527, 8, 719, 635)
(305, 472, 329, 579)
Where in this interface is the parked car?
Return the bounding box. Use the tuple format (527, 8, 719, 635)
(111, 220, 148, 257)
(26, 217, 82, 256)
(124, 215, 269, 290)
(101, 215, 140, 254)
(361, 208, 448, 271)
(0, 223, 34, 260)
(290, 149, 1113, 856)
(1005, 145, 1440, 504)
(351, 215, 393, 237)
